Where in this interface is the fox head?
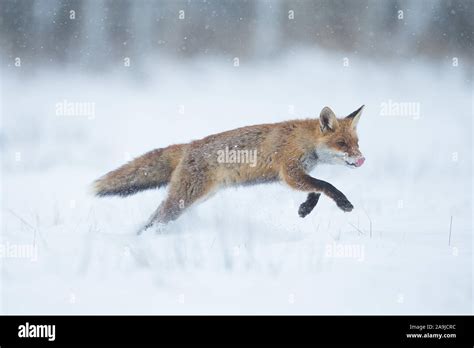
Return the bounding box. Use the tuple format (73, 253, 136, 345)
(316, 105, 365, 168)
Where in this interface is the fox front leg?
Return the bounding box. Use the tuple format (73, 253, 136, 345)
(298, 192, 321, 218)
(283, 166, 354, 213)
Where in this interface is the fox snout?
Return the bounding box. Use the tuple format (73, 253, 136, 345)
(354, 156, 365, 167)
(344, 152, 365, 168)
(350, 149, 365, 167)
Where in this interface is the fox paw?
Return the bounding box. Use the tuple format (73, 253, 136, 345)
(298, 193, 321, 218)
(336, 197, 354, 212)
(298, 202, 314, 218)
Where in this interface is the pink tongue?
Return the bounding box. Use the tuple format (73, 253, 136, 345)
(355, 157, 365, 167)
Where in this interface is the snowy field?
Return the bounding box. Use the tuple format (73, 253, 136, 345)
(1, 52, 472, 314)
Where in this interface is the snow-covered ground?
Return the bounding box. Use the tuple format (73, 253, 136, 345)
(1, 52, 472, 314)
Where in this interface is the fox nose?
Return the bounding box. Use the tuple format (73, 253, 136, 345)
(355, 157, 365, 167)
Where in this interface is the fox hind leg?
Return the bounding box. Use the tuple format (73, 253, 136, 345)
(138, 166, 216, 234)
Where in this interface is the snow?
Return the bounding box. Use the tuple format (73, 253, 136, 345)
(1, 51, 472, 314)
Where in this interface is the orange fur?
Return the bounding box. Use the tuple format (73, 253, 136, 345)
(93, 105, 365, 232)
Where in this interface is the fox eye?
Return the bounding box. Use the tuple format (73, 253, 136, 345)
(337, 140, 347, 147)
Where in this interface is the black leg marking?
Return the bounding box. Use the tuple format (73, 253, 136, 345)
(298, 192, 321, 218)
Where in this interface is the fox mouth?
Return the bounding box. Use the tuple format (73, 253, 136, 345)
(345, 157, 365, 167)
(345, 161, 358, 167)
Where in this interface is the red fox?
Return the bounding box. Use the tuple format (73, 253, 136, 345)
(93, 105, 365, 233)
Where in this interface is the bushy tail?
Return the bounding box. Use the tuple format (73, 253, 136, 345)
(93, 144, 184, 197)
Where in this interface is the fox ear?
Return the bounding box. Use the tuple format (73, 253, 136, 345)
(346, 105, 364, 129)
(319, 106, 338, 132)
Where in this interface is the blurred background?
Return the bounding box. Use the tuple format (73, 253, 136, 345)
(1, 0, 472, 71)
(0, 0, 472, 314)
